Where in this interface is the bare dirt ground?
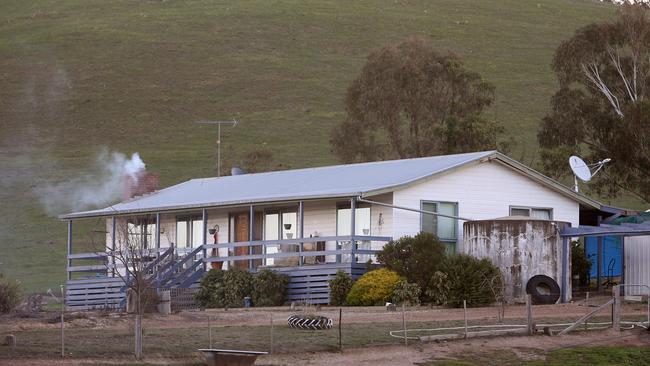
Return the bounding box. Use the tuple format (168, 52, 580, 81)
(3, 294, 646, 332)
(264, 329, 650, 366)
(6, 329, 650, 366)
(2, 296, 649, 366)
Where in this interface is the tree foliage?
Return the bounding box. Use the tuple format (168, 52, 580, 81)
(195, 268, 254, 308)
(427, 254, 502, 308)
(0, 272, 23, 314)
(538, 6, 650, 204)
(392, 280, 421, 306)
(572, 241, 592, 287)
(331, 36, 505, 163)
(377, 232, 446, 301)
(251, 269, 289, 307)
(328, 270, 353, 306)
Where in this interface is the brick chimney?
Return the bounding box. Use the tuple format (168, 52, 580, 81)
(123, 170, 159, 200)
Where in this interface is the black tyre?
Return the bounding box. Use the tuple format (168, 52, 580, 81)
(287, 315, 333, 330)
(526, 275, 561, 304)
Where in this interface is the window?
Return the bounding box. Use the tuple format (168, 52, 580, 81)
(176, 216, 204, 249)
(263, 209, 298, 266)
(126, 217, 156, 249)
(510, 206, 552, 220)
(421, 201, 458, 252)
(337, 204, 371, 263)
(336, 206, 371, 236)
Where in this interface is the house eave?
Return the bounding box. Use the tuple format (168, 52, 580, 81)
(58, 192, 361, 220)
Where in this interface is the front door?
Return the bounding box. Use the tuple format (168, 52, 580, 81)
(233, 212, 263, 269)
(234, 213, 249, 269)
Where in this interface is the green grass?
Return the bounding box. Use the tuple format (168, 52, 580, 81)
(3, 314, 649, 365)
(0, 0, 632, 293)
(427, 347, 650, 366)
(0, 318, 431, 360)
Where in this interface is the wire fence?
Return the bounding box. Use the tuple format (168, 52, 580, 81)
(3, 290, 650, 362)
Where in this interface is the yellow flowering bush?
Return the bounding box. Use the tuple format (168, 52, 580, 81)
(346, 268, 401, 306)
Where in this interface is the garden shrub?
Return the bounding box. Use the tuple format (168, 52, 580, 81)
(377, 232, 446, 301)
(0, 272, 23, 313)
(571, 240, 591, 287)
(346, 268, 400, 306)
(251, 269, 289, 307)
(328, 270, 353, 306)
(426, 271, 451, 306)
(221, 267, 253, 308)
(427, 254, 502, 308)
(392, 280, 421, 306)
(195, 269, 226, 308)
(196, 267, 254, 308)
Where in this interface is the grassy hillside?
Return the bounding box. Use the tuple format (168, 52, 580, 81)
(0, 0, 624, 293)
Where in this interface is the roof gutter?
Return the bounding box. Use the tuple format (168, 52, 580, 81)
(490, 153, 602, 210)
(59, 192, 362, 220)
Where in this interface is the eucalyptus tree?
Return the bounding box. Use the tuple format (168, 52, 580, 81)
(331, 36, 504, 163)
(538, 6, 650, 203)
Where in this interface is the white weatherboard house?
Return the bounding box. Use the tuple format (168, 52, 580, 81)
(61, 150, 604, 309)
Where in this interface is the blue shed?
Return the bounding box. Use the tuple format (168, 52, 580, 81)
(585, 236, 622, 281)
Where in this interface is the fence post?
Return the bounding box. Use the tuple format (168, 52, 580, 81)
(612, 285, 621, 333)
(584, 292, 590, 331)
(60, 285, 65, 358)
(208, 315, 212, 348)
(525, 294, 533, 335)
(463, 300, 468, 339)
(270, 315, 274, 354)
(402, 303, 407, 347)
(338, 308, 342, 352)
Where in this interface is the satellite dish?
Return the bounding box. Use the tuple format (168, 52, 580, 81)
(569, 156, 592, 182)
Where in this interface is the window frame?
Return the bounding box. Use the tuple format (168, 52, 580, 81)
(419, 200, 459, 245)
(126, 216, 157, 249)
(175, 214, 203, 249)
(262, 207, 299, 240)
(335, 202, 371, 237)
(509, 205, 554, 220)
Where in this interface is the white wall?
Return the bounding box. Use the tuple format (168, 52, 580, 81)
(391, 161, 581, 246)
(624, 235, 650, 296)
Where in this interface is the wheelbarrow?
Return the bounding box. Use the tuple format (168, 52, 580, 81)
(198, 349, 268, 366)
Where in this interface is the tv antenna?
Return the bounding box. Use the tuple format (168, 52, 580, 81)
(569, 155, 611, 193)
(196, 119, 238, 177)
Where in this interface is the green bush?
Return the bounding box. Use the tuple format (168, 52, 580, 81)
(571, 240, 591, 287)
(0, 273, 23, 314)
(392, 280, 421, 306)
(427, 254, 502, 308)
(221, 267, 253, 308)
(195, 269, 226, 308)
(346, 268, 401, 306)
(195, 268, 254, 308)
(329, 270, 353, 306)
(377, 232, 446, 301)
(252, 269, 289, 307)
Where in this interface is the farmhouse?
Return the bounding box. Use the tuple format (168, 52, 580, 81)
(61, 150, 622, 309)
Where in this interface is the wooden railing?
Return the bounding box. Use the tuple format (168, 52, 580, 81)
(66, 235, 393, 275)
(202, 235, 392, 264)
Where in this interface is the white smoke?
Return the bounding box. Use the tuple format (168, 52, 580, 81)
(36, 149, 146, 216)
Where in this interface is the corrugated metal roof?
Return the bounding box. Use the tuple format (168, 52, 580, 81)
(61, 150, 605, 219)
(61, 151, 495, 219)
